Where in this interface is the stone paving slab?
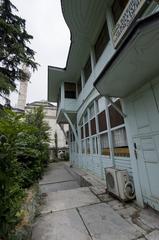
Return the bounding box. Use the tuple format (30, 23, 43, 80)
(32, 209, 92, 240)
(40, 180, 80, 193)
(42, 187, 100, 213)
(108, 199, 126, 210)
(145, 230, 159, 240)
(78, 203, 142, 240)
(39, 166, 74, 185)
(97, 193, 114, 202)
(90, 186, 106, 195)
(117, 206, 138, 219)
(138, 208, 159, 230)
(65, 164, 105, 186)
(126, 217, 147, 236)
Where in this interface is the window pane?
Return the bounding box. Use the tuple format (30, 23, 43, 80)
(82, 140, 85, 154)
(86, 138, 90, 154)
(94, 21, 110, 62)
(96, 99, 99, 113)
(112, 127, 130, 157)
(90, 103, 95, 118)
(84, 111, 88, 123)
(85, 123, 89, 137)
(76, 142, 78, 153)
(92, 137, 98, 154)
(90, 118, 96, 135)
(109, 100, 124, 128)
(98, 110, 107, 132)
(77, 77, 82, 96)
(81, 126, 84, 139)
(98, 97, 105, 112)
(64, 82, 76, 99)
(84, 56, 92, 82)
(100, 133, 110, 155)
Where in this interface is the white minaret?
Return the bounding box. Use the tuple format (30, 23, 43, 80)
(17, 66, 31, 110)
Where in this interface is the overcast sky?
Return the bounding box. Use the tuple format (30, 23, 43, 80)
(10, 0, 70, 106)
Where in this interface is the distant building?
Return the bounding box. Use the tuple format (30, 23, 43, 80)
(25, 100, 68, 149)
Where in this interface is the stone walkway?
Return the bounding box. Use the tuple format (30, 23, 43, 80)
(32, 162, 159, 240)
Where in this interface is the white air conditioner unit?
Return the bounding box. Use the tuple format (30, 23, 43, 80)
(105, 167, 135, 201)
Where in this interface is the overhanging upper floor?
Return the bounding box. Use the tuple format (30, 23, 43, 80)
(48, 0, 109, 102)
(94, 12, 159, 98)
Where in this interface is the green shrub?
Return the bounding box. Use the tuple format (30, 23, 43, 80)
(0, 110, 25, 238)
(0, 107, 50, 238)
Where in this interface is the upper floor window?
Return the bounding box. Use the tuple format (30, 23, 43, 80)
(112, 0, 128, 24)
(77, 77, 82, 96)
(64, 82, 76, 99)
(94, 21, 109, 62)
(83, 56, 92, 83)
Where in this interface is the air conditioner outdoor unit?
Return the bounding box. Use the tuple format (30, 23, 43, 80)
(105, 167, 135, 201)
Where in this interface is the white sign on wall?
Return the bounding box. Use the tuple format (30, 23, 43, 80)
(112, 0, 147, 48)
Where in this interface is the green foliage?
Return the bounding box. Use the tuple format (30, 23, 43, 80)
(0, 107, 50, 239)
(0, 0, 38, 95)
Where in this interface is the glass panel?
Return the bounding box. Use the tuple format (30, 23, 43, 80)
(77, 77, 82, 96)
(81, 126, 84, 139)
(90, 103, 95, 118)
(85, 123, 89, 137)
(96, 99, 99, 113)
(84, 111, 88, 123)
(90, 118, 96, 135)
(112, 127, 130, 157)
(84, 56, 92, 82)
(76, 142, 78, 153)
(64, 82, 76, 99)
(82, 140, 85, 154)
(98, 111, 107, 132)
(94, 21, 110, 62)
(98, 97, 105, 112)
(92, 137, 98, 154)
(100, 133, 110, 156)
(109, 100, 124, 128)
(86, 138, 90, 154)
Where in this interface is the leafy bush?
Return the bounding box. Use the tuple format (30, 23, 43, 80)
(0, 110, 25, 238)
(0, 107, 50, 239)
